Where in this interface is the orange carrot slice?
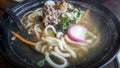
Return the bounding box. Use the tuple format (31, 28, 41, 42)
(11, 31, 36, 46)
(78, 9, 89, 24)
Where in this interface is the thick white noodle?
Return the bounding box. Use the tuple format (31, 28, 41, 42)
(23, 11, 34, 18)
(61, 38, 77, 58)
(35, 8, 43, 16)
(26, 19, 32, 24)
(56, 32, 64, 39)
(44, 25, 57, 35)
(54, 47, 71, 57)
(41, 37, 54, 44)
(20, 11, 34, 29)
(45, 51, 68, 68)
(85, 39, 93, 44)
(35, 42, 42, 52)
(34, 24, 41, 40)
(41, 45, 48, 53)
(87, 31, 97, 39)
(37, 11, 43, 16)
(25, 23, 33, 29)
(28, 12, 36, 21)
(65, 35, 88, 46)
(37, 27, 42, 32)
(45, 37, 64, 51)
(20, 18, 24, 25)
(35, 8, 43, 12)
(64, 35, 88, 52)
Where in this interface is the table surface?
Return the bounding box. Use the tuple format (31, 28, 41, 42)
(0, 0, 120, 68)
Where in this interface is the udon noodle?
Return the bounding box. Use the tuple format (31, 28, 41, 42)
(12, 0, 100, 68)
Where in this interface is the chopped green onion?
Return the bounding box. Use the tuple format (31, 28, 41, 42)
(76, 13, 83, 23)
(60, 8, 84, 30)
(37, 59, 46, 67)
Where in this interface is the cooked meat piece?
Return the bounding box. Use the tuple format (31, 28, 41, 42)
(42, 4, 63, 26)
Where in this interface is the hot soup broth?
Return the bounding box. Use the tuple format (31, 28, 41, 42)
(10, 0, 105, 68)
